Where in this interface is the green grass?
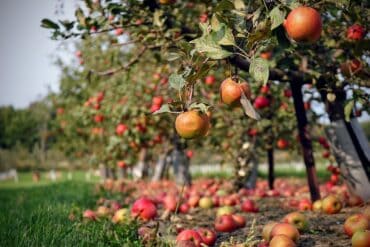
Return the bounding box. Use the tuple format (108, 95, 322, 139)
(0, 173, 142, 247)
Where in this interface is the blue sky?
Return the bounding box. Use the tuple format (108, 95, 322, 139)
(0, 0, 75, 108)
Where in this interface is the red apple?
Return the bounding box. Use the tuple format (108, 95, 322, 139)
(176, 229, 203, 247)
(270, 235, 296, 247)
(152, 96, 163, 106)
(214, 214, 237, 232)
(344, 214, 369, 237)
(131, 197, 157, 220)
(186, 150, 194, 159)
(271, 223, 300, 242)
(163, 194, 178, 212)
(199, 13, 208, 23)
(232, 214, 246, 228)
(205, 75, 216, 85)
(197, 228, 217, 246)
(298, 199, 312, 211)
(83, 209, 96, 220)
(351, 230, 370, 247)
(241, 199, 258, 213)
(277, 139, 289, 149)
(188, 195, 200, 208)
(179, 203, 190, 214)
(322, 195, 342, 214)
(284, 89, 292, 98)
(116, 123, 128, 136)
(254, 96, 270, 109)
(115, 28, 124, 36)
(94, 114, 104, 123)
(260, 85, 270, 94)
(347, 24, 366, 41)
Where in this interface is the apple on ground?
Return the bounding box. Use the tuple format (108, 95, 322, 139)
(283, 212, 309, 232)
(112, 208, 129, 223)
(214, 214, 237, 232)
(199, 196, 213, 209)
(176, 229, 203, 247)
(269, 235, 296, 247)
(351, 230, 370, 247)
(83, 209, 97, 221)
(197, 228, 217, 246)
(216, 206, 234, 217)
(96, 206, 110, 217)
(322, 195, 342, 214)
(231, 214, 246, 228)
(343, 214, 369, 237)
(262, 222, 278, 242)
(312, 200, 322, 212)
(179, 203, 190, 214)
(241, 199, 258, 213)
(131, 197, 157, 220)
(270, 223, 300, 242)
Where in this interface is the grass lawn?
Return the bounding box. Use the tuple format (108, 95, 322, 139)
(0, 172, 142, 247)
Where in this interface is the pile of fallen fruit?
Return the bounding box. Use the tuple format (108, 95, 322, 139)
(78, 178, 370, 246)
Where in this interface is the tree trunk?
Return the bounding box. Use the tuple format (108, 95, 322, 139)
(171, 134, 191, 186)
(152, 151, 170, 182)
(117, 167, 126, 179)
(317, 84, 370, 201)
(132, 148, 149, 180)
(290, 81, 321, 202)
(234, 140, 259, 190)
(99, 164, 109, 182)
(267, 148, 275, 190)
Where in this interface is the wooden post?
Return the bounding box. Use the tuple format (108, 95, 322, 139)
(290, 81, 321, 201)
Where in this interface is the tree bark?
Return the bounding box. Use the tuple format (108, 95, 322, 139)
(171, 134, 191, 186)
(132, 148, 149, 180)
(152, 151, 170, 182)
(234, 140, 259, 190)
(317, 83, 370, 201)
(267, 148, 274, 190)
(290, 81, 321, 202)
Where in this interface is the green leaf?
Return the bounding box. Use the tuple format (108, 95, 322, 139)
(214, 0, 234, 12)
(249, 57, 269, 85)
(153, 104, 171, 114)
(165, 52, 182, 61)
(153, 10, 165, 27)
(189, 102, 209, 113)
(212, 23, 235, 46)
(191, 36, 232, 59)
(233, 0, 246, 10)
(344, 100, 354, 122)
(41, 19, 60, 29)
(281, 0, 301, 9)
(169, 73, 186, 91)
(240, 93, 260, 120)
(269, 7, 286, 30)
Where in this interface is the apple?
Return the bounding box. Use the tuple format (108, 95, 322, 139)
(96, 206, 110, 217)
(322, 195, 342, 214)
(199, 13, 208, 23)
(111, 201, 121, 211)
(232, 214, 246, 228)
(298, 199, 312, 211)
(188, 195, 200, 208)
(269, 235, 296, 247)
(363, 205, 370, 220)
(271, 223, 300, 242)
(262, 222, 278, 242)
(186, 150, 194, 159)
(257, 241, 269, 247)
(214, 214, 237, 232)
(347, 194, 364, 207)
(112, 208, 129, 223)
(284, 89, 292, 98)
(163, 194, 178, 212)
(131, 197, 157, 220)
(96, 92, 104, 102)
(75, 50, 82, 58)
(312, 200, 322, 212)
(260, 85, 270, 94)
(199, 196, 213, 209)
(150, 104, 161, 113)
(254, 96, 270, 109)
(94, 114, 104, 123)
(216, 206, 234, 217)
(277, 139, 289, 149)
(117, 160, 126, 168)
(205, 75, 216, 85)
(347, 24, 366, 41)
(115, 28, 124, 36)
(83, 209, 96, 221)
(115, 124, 127, 135)
(351, 230, 370, 247)
(176, 229, 203, 247)
(179, 203, 190, 214)
(248, 128, 258, 137)
(260, 51, 272, 60)
(152, 96, 163, 106)
(197, 228, 217, 246)
(283, 212, 308, 232)
(344, 214, 369, 237)
(241, 199, 258, 213)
